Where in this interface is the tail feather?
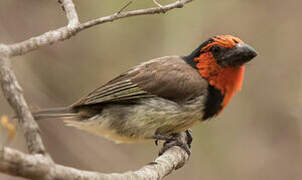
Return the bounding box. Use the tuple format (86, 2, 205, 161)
(32, 107, 80, 121)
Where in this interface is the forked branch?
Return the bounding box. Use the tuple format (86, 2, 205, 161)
(0, 0, 194, 179)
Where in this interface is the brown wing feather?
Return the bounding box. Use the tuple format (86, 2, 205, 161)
(131, 56, 208, 103)
(73, 56, 208, 107)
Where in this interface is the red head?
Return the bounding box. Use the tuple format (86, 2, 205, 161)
(185, 35, 257, 114)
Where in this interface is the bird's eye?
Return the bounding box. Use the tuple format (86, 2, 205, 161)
(211, 45, 222, 53)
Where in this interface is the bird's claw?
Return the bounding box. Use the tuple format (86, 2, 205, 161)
(186, 129, 193, 148)
(153, 134, 175, 146)
(153, 130, 193, 156)
(159, 138, 191, 156)
(154, 139, 158, 146)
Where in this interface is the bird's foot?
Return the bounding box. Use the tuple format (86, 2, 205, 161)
(153, 130, 193, 156)
(186, 129, 193, 148)
(160, 137, 191, 156)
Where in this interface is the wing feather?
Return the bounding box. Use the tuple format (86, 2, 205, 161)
(73, 56, 208, 107)
(75, 80, 153, 105)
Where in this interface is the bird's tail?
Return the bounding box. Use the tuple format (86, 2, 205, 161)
(32, 107, 80, 121)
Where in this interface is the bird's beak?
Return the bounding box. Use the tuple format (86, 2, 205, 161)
(221, 43, 258, 67)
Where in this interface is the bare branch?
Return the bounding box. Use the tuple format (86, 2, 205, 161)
(0, 47, 47, 155)
(117, 1, 133, 14)
(78, 0, 190, 30)
(59, 0, 80, 27)
(0, 0, 194, 179)
(0, 146, 188, 180)
(3, 0, 192, 57)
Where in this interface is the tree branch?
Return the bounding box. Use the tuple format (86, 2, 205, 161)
(0, 0, 194, 179)
(0, 145, 188, 180)
(79, 0, 191, 30)
(60, 0, 80, 27)
(0, 49, 47, 155)
(3, 0, 192, 58)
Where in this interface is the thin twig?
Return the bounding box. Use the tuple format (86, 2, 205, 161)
(117, 1, 133, 14)
(2, 0, 192, 57)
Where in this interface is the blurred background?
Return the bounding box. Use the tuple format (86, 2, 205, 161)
(0, 0, 301, 179)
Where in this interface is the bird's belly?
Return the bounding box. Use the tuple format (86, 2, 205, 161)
(65, 96, 205, 143)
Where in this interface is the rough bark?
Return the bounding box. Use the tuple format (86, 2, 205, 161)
(0, 0, 194, 179)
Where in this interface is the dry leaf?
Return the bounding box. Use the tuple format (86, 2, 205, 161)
(0, 115, 16, 146)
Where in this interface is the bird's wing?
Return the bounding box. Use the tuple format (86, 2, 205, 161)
(74, 79, 154, 106)
(73, 56, 208, 106)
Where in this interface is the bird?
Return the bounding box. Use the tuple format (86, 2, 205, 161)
(33, 35, 257, 155)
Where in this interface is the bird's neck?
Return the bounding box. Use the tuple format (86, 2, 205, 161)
(194, 52, 245, 110)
